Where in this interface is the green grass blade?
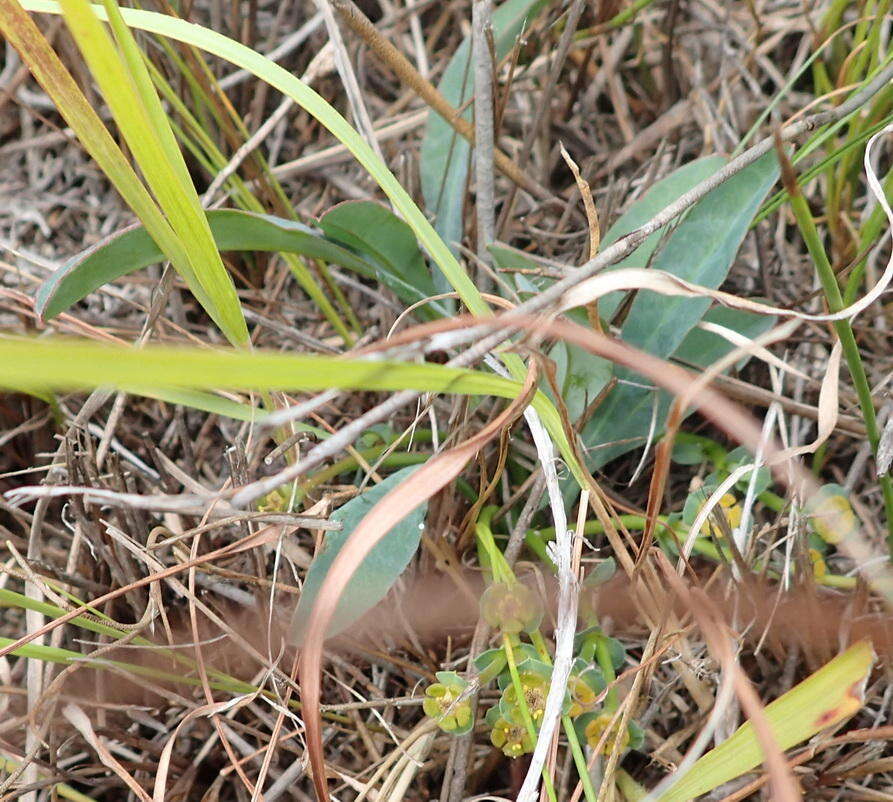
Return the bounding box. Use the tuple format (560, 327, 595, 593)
(0, 337, 579, 485)
(146, 56, 357, 343)
(57, 0, 247, 344)
(658, 641, 874, 801)
(0, 338, 524, 397)
(0, 0, 182, 292)
(21, 0, 485, 320)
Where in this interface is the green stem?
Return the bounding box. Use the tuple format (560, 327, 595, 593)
(573, 0, 659, 38)
(503, 634, 558, 802)
(526, 516, 853, 587)
(787, 185, 893, 550)
(148, 51, 358, 343)
(565, 714, 599, 802)
(297, 445, 431, 504)
(595, 636, 618, 712)
(476, 506, 514, 583)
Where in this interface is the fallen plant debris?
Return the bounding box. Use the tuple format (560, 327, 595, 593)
(2, 0, 893, 800)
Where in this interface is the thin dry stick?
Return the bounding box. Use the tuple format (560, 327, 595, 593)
(597, 627, 662, 801)
(440, 58, 893, 358)
(21, 389, 109, 802)
(472, 0, 495, 282)
(315, 0, 384, 163)
(329, 0, 554, 201)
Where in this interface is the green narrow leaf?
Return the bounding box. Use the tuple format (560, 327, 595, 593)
(419, 0, 546, 268)
(58, 0, 247, 345)
(36, 210, 379, 320)
(291, 465, 428, 642)
(0, 635, 254, 693)
(620, 152, 779, 357)
(658, 641, 874, 801)
(596, 155, 726, 322)
(581, 305, 778, 471)
(24, 0, 488, 318)
(0, 338, 524, 398)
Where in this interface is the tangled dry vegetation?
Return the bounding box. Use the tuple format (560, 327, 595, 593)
(2, 0, 893, 800)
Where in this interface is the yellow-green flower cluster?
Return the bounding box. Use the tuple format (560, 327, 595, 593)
(423, 671, 473, 735)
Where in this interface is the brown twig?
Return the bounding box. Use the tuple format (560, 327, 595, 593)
(329, 0, 555, 202)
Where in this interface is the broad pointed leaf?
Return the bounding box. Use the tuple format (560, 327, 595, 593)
(291, 465, 428, 642)
(319, 201, 445, 316)
(38, 210, 392, 320)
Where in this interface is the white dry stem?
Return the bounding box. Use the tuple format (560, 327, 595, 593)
(518, 403, 578, 802)
(316, 0, 384, 163)
(733, 400, 778, 560)
(484, 355, 579, 802)
(695, 320, 809, 382)
(203, 96, 296, 207)
(380, 731, 435, 802)
(217, 13, 324, 90)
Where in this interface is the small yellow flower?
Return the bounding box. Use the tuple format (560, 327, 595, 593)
(809, 548, 827, 581)
(699, 493, 742, 537)
(584, 712, 630, 754)
(566, 665, 603, 717)
(489, 715, 534, 757)
(258, 490, 287, 513)
(423, 672, 473, 734)
(501, 669, 549, 725)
